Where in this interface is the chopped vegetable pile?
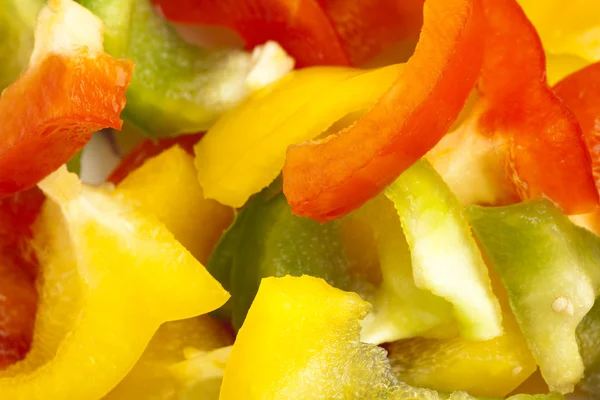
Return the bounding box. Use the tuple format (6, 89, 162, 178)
(0, 0, 599, 399)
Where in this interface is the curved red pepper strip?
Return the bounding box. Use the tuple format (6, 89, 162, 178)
(282, 0, 485, 222)
(318, 0, 424, 66)
(0, 51, 133, 197)
(153, 0, 350, 68)
(476, 0, 598, 214)
(108, 133, 204, 184)
(0, 188, 44, 369)
(553, 62, 600, 194)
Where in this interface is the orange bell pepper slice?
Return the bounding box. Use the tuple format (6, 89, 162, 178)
(553, 62, 600, 193)
(0, 188, 44, 368)
(282, 0, 484, 222)
(0, 0, 133, 198)
(153, 0, 350, 68)
(476, 0, 598, 214)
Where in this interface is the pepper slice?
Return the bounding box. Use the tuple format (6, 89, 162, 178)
(80, 0, 294, 137)
(220, 275, 561, 400)
(467, 199, 600, 393)
(376, 160, 501, 342)
(152, 0, 350, 68)
(576, 298, 600, 396)
(0, 0, 44, 90)
(0, 0, 132, 198)
(282, 0, 484, 222)
(552, 62, 600, 193)
(0, 165, 229, 400)
(475, 0, 598, 215)
(104, 146, 235, 399)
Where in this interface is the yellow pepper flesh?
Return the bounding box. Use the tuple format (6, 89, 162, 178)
(106, 144, 237, 399)
(220, 275, 399, 399)
(113, 145, 234, 264)
(0, 167, 229, 400)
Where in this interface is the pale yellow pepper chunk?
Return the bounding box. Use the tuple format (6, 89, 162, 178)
(220, 275, 399, 399)
(113, 145, 233, 264)
(0, 167, 229, 400)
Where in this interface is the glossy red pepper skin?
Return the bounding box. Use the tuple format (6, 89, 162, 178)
(153, 0, 350, 68)
(317, 0, 424, 65)
(282, 0, 485, 222)
(0, 52, 133, 197)
(0, 188, 45, 369)
(553, 62, 600, 193)
(476, 0, 598, 214)
(108, 133, 204, 184)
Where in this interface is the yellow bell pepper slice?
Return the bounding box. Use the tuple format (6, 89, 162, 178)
(195, 63, 404, 208)
(220, 275, 560, 400)
(113, 145, 234, 264)
(105, 145, 235, 399)
(0, 166, 229, 400)
(106, 317, 233, 399)
(220, 275, 400, 399)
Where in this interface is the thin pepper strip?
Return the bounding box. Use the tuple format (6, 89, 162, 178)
(282, 0, 484, 222)
(476, 0, 598, 214)
(552, 62, 600, 193)
(152, 0, 350, 68)
(0, 0, 133, 197)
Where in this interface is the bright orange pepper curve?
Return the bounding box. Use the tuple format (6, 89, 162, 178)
(282, 0, 485, 222)
(0, 51, 133, 197)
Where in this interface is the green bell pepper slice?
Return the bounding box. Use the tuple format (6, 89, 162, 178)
(208, 179, 356, 330)
(78, 0, 293, 137)
(0, 0, 44, 90)
(467, 199, 600, 394)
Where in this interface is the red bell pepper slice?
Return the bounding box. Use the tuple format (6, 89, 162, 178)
(0, 188, 45, 369)
(553, 62, 600, 193)
(108, 133, 204, 184)
(153, 0, 350, 68)
(0, 51, 133, 197)
(282, 0, 485, 222)
(318, 0, 424, 65)
(476, 0, 598, 214)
